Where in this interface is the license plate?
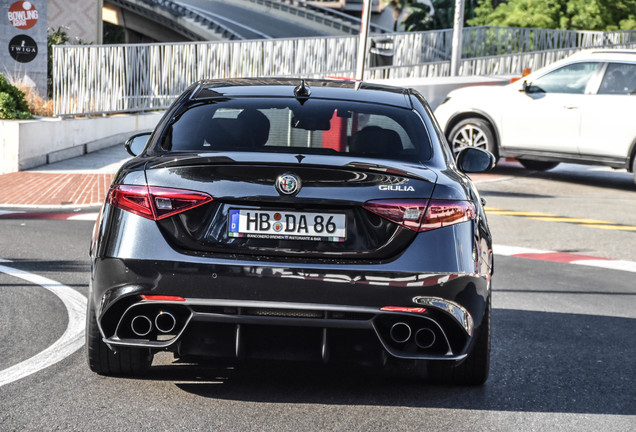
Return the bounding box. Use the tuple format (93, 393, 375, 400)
(228, 209, 346, 242)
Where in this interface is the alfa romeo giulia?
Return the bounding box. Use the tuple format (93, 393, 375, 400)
(87, 78, 495, 385)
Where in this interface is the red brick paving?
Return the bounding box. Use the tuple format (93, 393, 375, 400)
(0, 172, 114, 207)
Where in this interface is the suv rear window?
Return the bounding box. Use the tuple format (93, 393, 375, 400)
(160, 97, 432, 161)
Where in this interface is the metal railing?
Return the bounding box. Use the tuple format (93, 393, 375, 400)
(52, 27, 636, 116)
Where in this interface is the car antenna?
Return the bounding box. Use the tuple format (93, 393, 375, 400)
(294, 80, 311, 103)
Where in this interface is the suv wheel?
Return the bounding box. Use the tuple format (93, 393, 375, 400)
(449, 118, 498, 159)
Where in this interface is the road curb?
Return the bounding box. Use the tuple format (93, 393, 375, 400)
(494, 245, 636, 274)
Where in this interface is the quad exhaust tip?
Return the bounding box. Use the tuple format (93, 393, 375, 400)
(389, 322, 412, 344)
(414, 327, 436, 349)
(155, 311, 177, 333)
(131, 315, 152, 337)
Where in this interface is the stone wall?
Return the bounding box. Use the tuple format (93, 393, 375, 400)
(48, 0, 102, 44)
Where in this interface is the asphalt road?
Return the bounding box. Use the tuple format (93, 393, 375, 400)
(0, 163, 635, 431)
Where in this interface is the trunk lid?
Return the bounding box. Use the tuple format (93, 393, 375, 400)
(144, 153, 437, 260)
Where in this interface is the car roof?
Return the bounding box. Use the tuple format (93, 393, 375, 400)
(567, 49, 636, 63)
(190, 78, 414, 109)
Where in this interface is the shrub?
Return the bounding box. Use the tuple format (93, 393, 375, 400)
(0, 73, 34, 120)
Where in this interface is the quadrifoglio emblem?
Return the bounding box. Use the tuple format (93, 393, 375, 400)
(275, 173, 301, 195)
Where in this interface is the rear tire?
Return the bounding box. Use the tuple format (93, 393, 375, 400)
(86, 300, 152, 376)
(518, 159, 559, 171)
(632, 156, 636, 187)
(427, 297, 491, 385)
(448, 118, 498, 159)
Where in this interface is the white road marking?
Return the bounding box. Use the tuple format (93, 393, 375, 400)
(494, 245, 636, 274)
(571, 259, 636, 273)
(0, 262, 87, 388)
(493, 245, 552, 256)
(67, 212, 99, 221)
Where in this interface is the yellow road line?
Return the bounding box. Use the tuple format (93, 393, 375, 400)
(582, 224, 636, 231)
(486, 208, 636, 232)
(528, 217, 617, 225)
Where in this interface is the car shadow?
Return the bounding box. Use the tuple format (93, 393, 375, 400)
(487, 161, 635, 191)
(139, 309, 635, 416)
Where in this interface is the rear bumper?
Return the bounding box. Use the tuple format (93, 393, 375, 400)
(92, 256, 489, 362)
(90, 209, 491, 364)
(103, 296, 474, 363)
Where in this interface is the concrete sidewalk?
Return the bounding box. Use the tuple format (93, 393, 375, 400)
(0, 144, 131, 208)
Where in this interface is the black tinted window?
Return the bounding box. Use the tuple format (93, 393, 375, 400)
(162, 98, 432, 161)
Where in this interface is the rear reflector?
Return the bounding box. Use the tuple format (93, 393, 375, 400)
(108, 185, 213, 220)
(141, 295, 186, 302)
(380, 306, 427, 313)
(363, 199, 475, 232)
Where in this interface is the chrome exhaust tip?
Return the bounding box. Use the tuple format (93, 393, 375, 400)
(155, 311, 177, 333)
(389, 322, 412, 344)
(131, 315, 152, 337)
(414, 327, 436, 349)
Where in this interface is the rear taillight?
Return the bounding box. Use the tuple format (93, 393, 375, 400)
(362, 200, 429, 231)
(108, 185, 213, 220)
(420, 199, 475, 231)
(363, 199, 475, 232)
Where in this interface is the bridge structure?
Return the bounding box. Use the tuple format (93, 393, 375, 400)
(102, 0, 391, 42)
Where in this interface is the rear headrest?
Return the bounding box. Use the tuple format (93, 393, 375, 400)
(204, 118, 244, 148)
(350, 126, 402, 155)
(238, 109, 270, 147)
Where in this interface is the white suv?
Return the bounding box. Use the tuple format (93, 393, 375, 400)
(433, 50, 636, 183)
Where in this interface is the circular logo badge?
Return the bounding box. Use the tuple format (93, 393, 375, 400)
(8, 1, 39, 30)
(275, 173, 301, 196)
(9, 35, 38, 63)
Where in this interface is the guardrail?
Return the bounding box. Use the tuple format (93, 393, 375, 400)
(462, 26, 636, 57)
(112, 0, 243, 40)
(53, 27, 636, 116)
(243, 0, 392, 34)
(349, 42, 636, 80)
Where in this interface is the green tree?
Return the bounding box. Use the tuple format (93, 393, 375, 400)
(469, 0, 636, 30)
(383, 0, 417, 31)
(47, 27, 70, 98)
(403, 0, 481, 31)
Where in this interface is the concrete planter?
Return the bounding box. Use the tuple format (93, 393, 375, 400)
(0, 112, 164, 174)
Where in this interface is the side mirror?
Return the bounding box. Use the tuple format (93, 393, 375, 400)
(520, 80, 542, 94)
(456, 147, 496, 173)
(124, 132, 151, 157)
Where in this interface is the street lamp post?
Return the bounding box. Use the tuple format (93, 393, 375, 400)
(450, 0, 465, 76)
(355, 0, 373, 83)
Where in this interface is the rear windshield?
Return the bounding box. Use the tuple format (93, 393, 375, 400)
(160, 97, 432, 161)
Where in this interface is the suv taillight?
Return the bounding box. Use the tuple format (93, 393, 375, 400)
(363, 199, 475, 232)
(108, 185, 213, 220)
